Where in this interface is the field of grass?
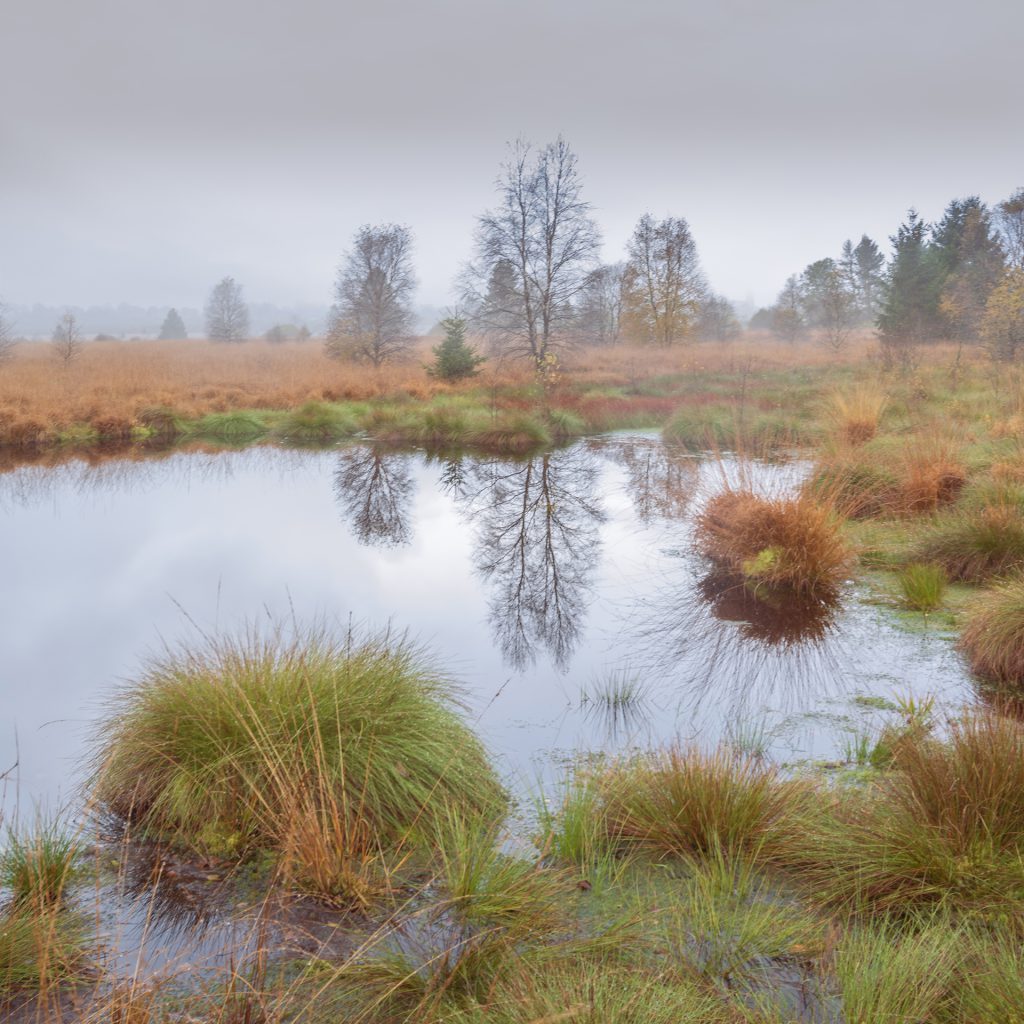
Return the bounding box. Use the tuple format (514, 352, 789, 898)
(11, 332, 1024, 1018)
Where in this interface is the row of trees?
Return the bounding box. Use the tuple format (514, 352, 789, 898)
(754, 190, 1024, 356)
(325, 137, 736, 368)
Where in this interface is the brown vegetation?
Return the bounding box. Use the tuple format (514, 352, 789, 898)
(695, 488, 853, 595)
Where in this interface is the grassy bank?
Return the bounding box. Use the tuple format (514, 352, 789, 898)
(8, 690, 1024, 1021)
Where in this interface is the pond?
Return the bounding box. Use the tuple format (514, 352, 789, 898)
(2, 431, 971, 819)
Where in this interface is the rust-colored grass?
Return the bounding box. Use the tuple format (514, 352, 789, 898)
(695, 489, 853, 595)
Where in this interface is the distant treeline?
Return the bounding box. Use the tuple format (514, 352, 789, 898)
(750, 193, 1024, 355)
(3, 138, 1022, 365)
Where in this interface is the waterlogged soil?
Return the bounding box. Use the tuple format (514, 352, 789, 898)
(0, 432, 975, 983)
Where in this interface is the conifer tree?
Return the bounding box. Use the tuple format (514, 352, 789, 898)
(427, 316, 485, 380)
(158, 308, 187, 340)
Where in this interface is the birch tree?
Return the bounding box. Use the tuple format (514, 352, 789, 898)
(466, 138, 600, 367)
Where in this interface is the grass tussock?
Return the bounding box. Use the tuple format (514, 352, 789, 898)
(897, 562, 947, 611)
(0, 816, 81, 909)
(827, 385, 887, 445)
(792, 710, 1024, 914)
(960, 574, 1024, 684)
(695, 489, 852, 596)
(916, 503, 1024, 582)
(91, 627, 505, 903)
(591, 746, 804, 862)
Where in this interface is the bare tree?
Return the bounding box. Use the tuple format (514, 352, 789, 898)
(51, 311, 83, 368)
(204, 277, 250, 341)
(326, 223, 416, 366)
(996, 187, 1024, 271)
(621, 214, 706, 346)
(0, 303, 15, 365)
(577, 263, 625, 345)
(465, 137, 600, 367)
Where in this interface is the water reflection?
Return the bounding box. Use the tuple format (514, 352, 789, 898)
(697, 572, 840, 648)
(459, 448, 605, 671)
(592, 436, 698, 522)
(334, 446, 415, 547)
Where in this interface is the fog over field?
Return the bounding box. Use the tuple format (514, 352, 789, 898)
(3, 0, 1022, 314)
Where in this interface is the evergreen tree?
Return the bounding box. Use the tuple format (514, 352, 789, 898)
(878, 210, 943, 345)
(932, 197, 1005, 339)
(158, 308, 187, 340)
(427, 316, 486, 380)
(852, 235, 886, 323)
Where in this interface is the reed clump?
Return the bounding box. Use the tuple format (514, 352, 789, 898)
(960, 575, 1024, 684)
(91, 627, 506, 903)
(695, 489, 852, 596)
(790, 710, 1024, 915)
(0, 817, 81, 909)
(591, 746, 805, 862)
(915, 503, 1024, 582)
(827, 385, 887, 445)
(897, 562, 947, 612)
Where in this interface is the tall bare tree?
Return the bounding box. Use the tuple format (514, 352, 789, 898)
(621, 214, 706, 346)
(205, 277, 249, 341)
(996, 188, 1024, 272)
(466, 138, 600, 366)
(326, 223, 416, 366)
(577, 263, 625, 345)
(0, 303, 15, 365)
(51, 311, 83, 368)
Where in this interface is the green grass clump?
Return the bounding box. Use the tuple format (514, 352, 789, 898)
(274, 401, 357, 443)
(0, 817, 81, 908)
(0, 905, 87, 996)
(188, 410, 269, 442)
(898, 563, 947, 611)
(91, 627, 506, 901)
(832, 919, 961, 1024)
(960, 574, 1024, 684)
(916, 503, 1024, 582)
(662, 852, 823, 993)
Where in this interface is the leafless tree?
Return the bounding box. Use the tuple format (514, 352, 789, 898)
(621, 214, 706, 346)
(0, 303, 15, 365)
(465, 137, 600, 367)
(51, 311, 83, 368)
(326, 223, 416, 366)
(577, 263, 625, 345)
(334, 446, 414, 547)
(204, 277, 250, 341)
(996, 188, 1024, 271)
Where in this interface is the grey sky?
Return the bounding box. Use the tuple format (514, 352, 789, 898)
(2, 0, 1022, 312)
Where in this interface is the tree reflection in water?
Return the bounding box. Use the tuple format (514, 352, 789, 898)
(634, 566, 847, 721)
(590, 436, 698, 522)
(334, 446, 414, 548)
(459, 446, 605, 671)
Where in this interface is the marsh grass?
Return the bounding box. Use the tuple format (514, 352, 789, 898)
(92, 627, 506, 903)
(791, 710, 1024, 915)
(960, 574, 1024, 684)
(0, 904, 87, 999)
(832, 918, 961, 1024)
(273, 401, 358, 444)
(828, 385, 887, 445)
(695, 488, 852, 597)
(662, 850, 824, 994)
(898, 562, 947, 611)
(0, 816, 82, 908)
(594, 747, 804, 862)
(916, 503, 1024, 581)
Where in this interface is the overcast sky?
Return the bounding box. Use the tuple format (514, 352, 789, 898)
(2, 0, 1022, 313)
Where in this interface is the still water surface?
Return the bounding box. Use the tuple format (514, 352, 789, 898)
(1, 432, 972, 817)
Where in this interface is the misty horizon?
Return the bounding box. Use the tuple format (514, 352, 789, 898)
(4, 0, 1022, 315)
